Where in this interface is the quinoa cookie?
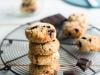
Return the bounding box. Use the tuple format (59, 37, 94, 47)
(25, 22, 56, 43)
(28, 51, 60, 65)
(29, 39, 60, 55)
(68, 13, 88, 24)
(63, 21, 87, 39)
(21, 0, 37, 14)
(29, 62, 60, 75)
(76, 35, 100, 52)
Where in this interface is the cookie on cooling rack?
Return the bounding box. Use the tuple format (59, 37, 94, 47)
(25, 22, 56, 43)
(76, 35, 100, 52)
(68, 13, 88, 24)
(29, 62, 60, 75)
(29, 39, 60, 55)
(63, 21, 87, 39)
(28, 51, 60, 65)
(21, 0, 37, 14)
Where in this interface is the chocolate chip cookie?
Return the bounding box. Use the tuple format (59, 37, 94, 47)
(63, 21, 87, 39)
(29, 39, 60, 55)
(28, 51, 60, 65)
(29, 62, 60, 75)
(77, 35, 100, 52)
(25, 22, 56, 43)
(68, 13, 88, 24)
(21, 0, 37, 14)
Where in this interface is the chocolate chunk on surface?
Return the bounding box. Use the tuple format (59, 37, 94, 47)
(76, 58, 92, 71)
(40, 14, 67, 28)
(63, 71, 75, 75)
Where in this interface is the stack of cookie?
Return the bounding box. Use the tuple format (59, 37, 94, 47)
(20, 0, 37, 14)
(25, 22, 60, 75)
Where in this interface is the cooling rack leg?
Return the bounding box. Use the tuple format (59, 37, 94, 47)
(0, 65, 11, 71)
(0, 50, 3, 55)
(8, 40, 13, 44)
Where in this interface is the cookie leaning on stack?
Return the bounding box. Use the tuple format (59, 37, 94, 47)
(25, 22, 60, 75)
(62, 13, 88, 39)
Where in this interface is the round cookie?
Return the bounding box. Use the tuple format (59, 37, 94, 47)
(63, 21, 87, 39)
(29, 39, 60, 55)
(22, 0, 35, 4)
(29, 62, 60, 75)
(68, 13, 88, 24)
(76, 35, 100, 52)
(25, 22, 56, 43)
(21, 0, 37, 14)
(28, 51, 60, 65)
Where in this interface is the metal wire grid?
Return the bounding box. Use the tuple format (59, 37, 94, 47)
(0, 22, 99, 75)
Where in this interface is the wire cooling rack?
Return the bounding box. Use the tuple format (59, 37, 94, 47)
(0, 20, 100, 75)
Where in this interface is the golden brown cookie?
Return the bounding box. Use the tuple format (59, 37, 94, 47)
(25, 22, 56, 43)
(63, 21, 87, 39)
(76, 35, 100, 52)
(68, 13, 88, 24)
(28, 51, 60, 65)
(29, 62, 60, 75)
(21, 0, 37, 14)
(29, 39, 60, 55)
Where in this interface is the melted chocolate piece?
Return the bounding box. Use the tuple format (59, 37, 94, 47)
(47, 26, 50, 28)
(63, 71, 75, 75)
(82, 37, 87, 39)
(68, 32, 71, 36)
(48, 30, 54, 37)
(40, 14, 67, 29)
(76, 58, 92, 71)
(74, 28, 79, 33)
(30, 26, 38, 30)
(89, 38, 92, 42)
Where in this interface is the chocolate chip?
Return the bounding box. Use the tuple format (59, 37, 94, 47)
(74, 28, 79, 33)
(76, 58, 92, 71)
(89, 39, 91, 42)
(48, 30, 55, 37)
(45, 71, 49, 74)
(43, 26, 45, 27)
(82, 37, 87, 39)
(68, 32, 71, 36)
(30, 9, 35, 12)
(30, 26, 38, 29)
(53, 40, 55, 41)
(48, 30, 55, 33)
(78, 41, 82, 48)
(22, 3, 26, 7)
(90, 49, 94, 51)
(63, 71, 75, 75)
(47, 26, 50, 28)
(22, 3, 30, 7)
